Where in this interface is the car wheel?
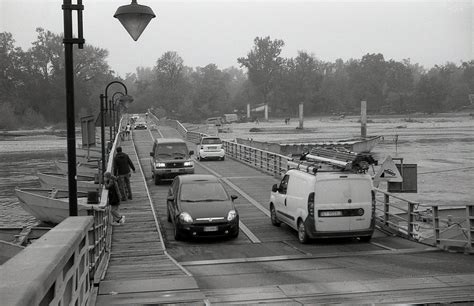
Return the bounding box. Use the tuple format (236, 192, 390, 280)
(297, 219, 309, 244)
(154, 175, 161, 185)
(221, 156, 225, 161)
(167, 207, 171, 222)
(230, 229, 239, 239)
(359, 235, 372, 242)
(270, 204, 281, 226)
(174, 225, 183, 241)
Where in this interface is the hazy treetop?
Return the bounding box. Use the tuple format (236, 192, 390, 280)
(0, 0, 470, 77)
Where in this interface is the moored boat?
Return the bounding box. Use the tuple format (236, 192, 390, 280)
(54, 160, 100, 176)
(14, 188, 97, 224)
(37, 172, 100, 193)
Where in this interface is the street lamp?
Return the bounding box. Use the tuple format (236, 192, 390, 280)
(100, 81, 134, 177)
(114, 0, 156, 41)
(62, 0, 154, 216)
(110, 91, 125, 138)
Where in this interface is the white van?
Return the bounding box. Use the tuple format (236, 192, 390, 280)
(269, 169, 375, 243)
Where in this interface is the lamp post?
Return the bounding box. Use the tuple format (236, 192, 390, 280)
(111, 91, 125, 138)
(62, 0, 154, 216)
(100, 81, 134, 177)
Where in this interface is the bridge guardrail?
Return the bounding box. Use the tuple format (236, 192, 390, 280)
(150, 113, 473, 253)
(0, 217, 94, 306)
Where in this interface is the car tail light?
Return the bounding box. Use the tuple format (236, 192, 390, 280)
(308, 192, 315, 217)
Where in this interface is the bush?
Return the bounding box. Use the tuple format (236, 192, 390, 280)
(21, 108, 47, 128)
(0, 102, 20, 130)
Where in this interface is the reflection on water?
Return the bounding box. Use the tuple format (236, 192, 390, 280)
(0, 150, 66, 227)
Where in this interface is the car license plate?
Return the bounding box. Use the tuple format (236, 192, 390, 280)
(320, 210, 343, 217)
(204, 226, 218, 232)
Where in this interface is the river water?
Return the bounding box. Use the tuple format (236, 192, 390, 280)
(0, 135, 66, 227)
(1, 113, 473, 228)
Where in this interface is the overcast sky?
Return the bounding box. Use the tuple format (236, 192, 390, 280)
(1, 0, 472, 77)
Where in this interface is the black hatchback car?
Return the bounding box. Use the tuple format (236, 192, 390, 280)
(167, 174, 239, 240)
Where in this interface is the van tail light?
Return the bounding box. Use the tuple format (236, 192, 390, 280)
(308, 192, 315, 217)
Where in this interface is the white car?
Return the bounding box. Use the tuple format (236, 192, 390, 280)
(196, 136, 225, 161)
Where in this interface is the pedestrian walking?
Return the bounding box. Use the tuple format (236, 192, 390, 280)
(104, 172, 125, 225)
(125, 123, 131, 140)
(113, 146, 136, 200)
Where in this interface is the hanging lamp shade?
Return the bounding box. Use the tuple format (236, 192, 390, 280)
(114, 0, 156, 41)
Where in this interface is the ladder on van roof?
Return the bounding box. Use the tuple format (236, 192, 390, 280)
(288, 147, 377, 174)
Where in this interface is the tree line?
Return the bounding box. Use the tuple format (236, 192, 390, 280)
(1, 31, 473, 129)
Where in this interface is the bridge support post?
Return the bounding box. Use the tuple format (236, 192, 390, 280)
(361, 100, 367, 138)
(298, 103, 304, 129)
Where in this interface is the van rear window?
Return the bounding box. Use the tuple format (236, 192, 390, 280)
(316, 180, 371, 204)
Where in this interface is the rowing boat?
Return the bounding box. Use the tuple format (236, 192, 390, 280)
(37, 172, 100, 193)
(14, 188, 97, 224)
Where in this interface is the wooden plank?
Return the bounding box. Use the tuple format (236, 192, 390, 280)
(99, 276, 199, 294)
(96, 289, 206, 305)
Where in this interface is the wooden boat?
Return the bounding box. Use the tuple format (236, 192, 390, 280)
(0, 227, 51, 264)
(37, 172, 100, 193)
(54, 160, 99, 176)
(14, 188, 96, 224)
(64, 153, 101, 165)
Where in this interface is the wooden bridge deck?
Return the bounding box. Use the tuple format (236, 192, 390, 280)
(95, 134, 206, 305)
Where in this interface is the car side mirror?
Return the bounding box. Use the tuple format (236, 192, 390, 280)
(272, 184, 278, 192)
(231, 195, 238, 201)
(189, 150, 194, 155)
(150, 152, 154, 157)
(167, 195, 174, 202)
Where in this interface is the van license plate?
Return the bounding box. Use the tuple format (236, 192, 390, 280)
(204, 226, 218, 232)
(320, 210, 343, 217)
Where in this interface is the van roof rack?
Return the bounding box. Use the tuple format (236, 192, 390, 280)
(288, 147, 377, 174)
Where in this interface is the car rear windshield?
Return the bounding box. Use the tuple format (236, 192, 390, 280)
(180, 182, 228, 202)
(202, 138, 221, 145)
(156, 143, 188, 157)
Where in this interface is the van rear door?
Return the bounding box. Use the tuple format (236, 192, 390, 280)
(314, 176, 361, 232)
(347, 178, 373, 231)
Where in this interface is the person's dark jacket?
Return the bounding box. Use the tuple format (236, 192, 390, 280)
(106, 177, 121, 205)
(113, 152, 135, 176)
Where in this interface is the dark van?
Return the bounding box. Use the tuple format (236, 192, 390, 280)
(150, 138, 194, 185)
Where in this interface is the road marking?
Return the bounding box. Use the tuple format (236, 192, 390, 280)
(239, 221, 261, 243)
(370, 241, 397, 251)
(180, 247, 440, 266)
